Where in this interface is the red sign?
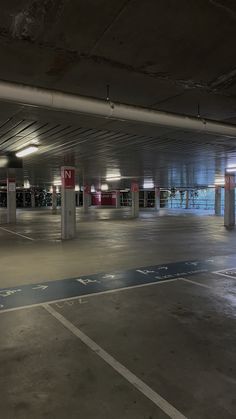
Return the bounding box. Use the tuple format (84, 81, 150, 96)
(131, 182, 139, 192)
(61, 167, 75, 189)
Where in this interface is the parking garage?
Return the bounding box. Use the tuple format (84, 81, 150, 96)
(0, 2, 236, 419)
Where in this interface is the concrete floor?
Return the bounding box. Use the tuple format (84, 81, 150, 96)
(0, 207, 235, 287)
(0, 207, 236, 418)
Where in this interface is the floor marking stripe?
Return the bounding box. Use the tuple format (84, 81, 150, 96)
(214, 272, 235, 279)
(213, 269, 236, 279)
(0, 226, 34, 241)
(180, 278, 212, 289)
(43, 303, 187, 419)
(0, 278, 179, 314)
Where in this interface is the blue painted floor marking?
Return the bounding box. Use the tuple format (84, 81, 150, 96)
(0, 255, 236, 311)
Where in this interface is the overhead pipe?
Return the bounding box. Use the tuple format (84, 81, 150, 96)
(1, 80, 236, 138)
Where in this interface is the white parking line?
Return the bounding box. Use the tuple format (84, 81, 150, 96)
(180, 278, 212, 289)
(213, 268, 236, 280)
(0, 226, 34, 241)
(43, 303, 187, 419)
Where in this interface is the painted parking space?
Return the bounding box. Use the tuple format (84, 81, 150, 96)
(0, 255, 236, 311)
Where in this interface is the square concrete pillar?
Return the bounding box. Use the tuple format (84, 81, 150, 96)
(131, 182, 139, 218)
(61, 166, 76, 240)
(185, 190, 189, 209)
(116, 190, 121, 208)
(7, 177, 16, 223)
(31, 189, 35, 208)
(224, 174, 235, 227)
(155, 187, 160, 211)
(52, 185, 57, 210)
(143, 191, 148, 208)
(83, 185, 91, 213)
(22, 190, 26, 208)
(215, 186, 221, 216)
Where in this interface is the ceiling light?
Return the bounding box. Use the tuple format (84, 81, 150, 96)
(0, 157, 8, 168)
(91, 185, 95, 193)
(143, 180, 154, 189)
(101, 184, 108, 191)
(226, 167, 236, 173)
(53, 180, 61, 186)
(24, 179, 30, 189)
(16, 145, 38, 158)
(106, 176, 121, 181)
(106, 169, 121, 182)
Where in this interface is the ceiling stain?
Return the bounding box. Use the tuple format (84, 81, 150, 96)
(11, 0, 67, 41)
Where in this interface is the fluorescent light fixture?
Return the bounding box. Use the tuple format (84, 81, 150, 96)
(101, 183, 108, 191)
(24, 179, 30, 189)
(91, 185, 95, 193)
(143, 180, 154, 189)
(214, 179, 225, 185)
(106, 176, 121, 181)
(75, 185, 80, 191)
(226, 167, 236, 173)
(0, 157, 8, 168)
(53, 180, 61, 186)
(106, 169, 121, 182)
(16, 145, 38, 158)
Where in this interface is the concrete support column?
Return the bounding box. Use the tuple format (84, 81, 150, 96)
(31, 189, 35, 208)
(185, 190, 189, 209)
(215, 186, 221, 216)
(7, 176, 16, 223)
(83, 185, 91, 213)
(52, 185, 57, 211)
(131, 182, 139, 218)
(22, 190, 26, 208)
(155, 187, 160, 211)
(116, 190, 121, 208)
(61, 166, 76, 240)
(224, 174, 235, 228)
(143, 191, 148, 208)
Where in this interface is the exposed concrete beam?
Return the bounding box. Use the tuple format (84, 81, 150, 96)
(1, 80, 236, 138)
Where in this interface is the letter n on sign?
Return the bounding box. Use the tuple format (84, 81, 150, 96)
(61, 167, 75, 189)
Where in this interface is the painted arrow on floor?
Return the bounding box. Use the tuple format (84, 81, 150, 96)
(32, 285, 48, 291)
(0, 254, 236, 311)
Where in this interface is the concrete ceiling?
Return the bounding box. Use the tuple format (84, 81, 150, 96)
(0, 0, 236, 188)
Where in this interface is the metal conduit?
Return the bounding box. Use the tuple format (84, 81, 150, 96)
(0, 80, 236, 138)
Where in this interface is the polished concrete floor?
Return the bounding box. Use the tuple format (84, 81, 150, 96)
(0, 207, 236, 418)
(0, 206, 235, 287)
